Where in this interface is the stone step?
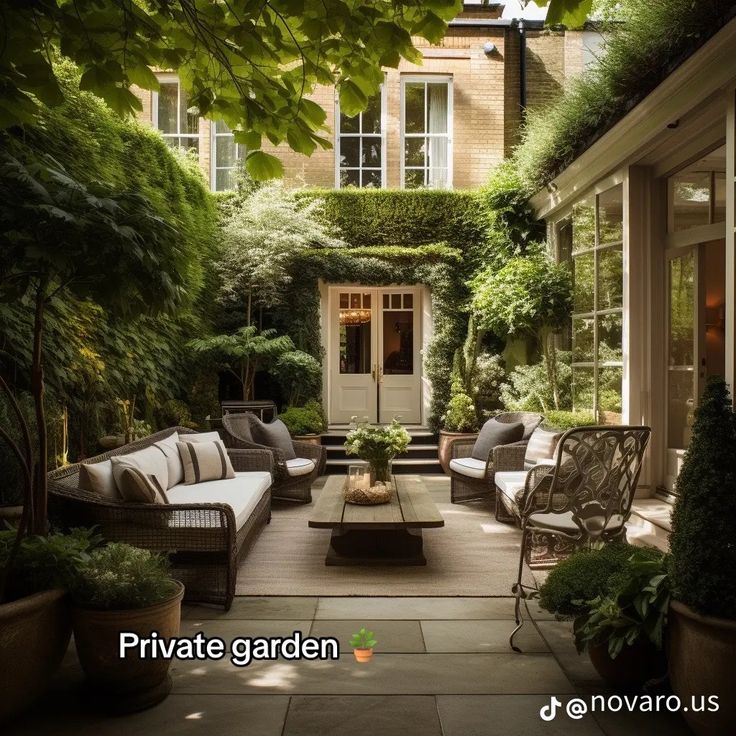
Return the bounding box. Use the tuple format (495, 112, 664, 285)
(324, 457, 444, 475)
(325, 443, 440, 460)
(626, 498, 672, 552)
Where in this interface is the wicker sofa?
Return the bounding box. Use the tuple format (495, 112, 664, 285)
(48, 427, 273, 610)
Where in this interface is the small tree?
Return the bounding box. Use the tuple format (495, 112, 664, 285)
(670, 377, 736, 619)
(470, 256, 572, 410)
(189, 327, 294, 402)
(272, 350, 322, 407)
(216, 184, 343, 326)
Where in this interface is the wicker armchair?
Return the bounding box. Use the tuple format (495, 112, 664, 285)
(448, 412, 543, 503)
(221, 413, 325, 504)
(48, 427, 273, 611)
(504, 425, 651, 651)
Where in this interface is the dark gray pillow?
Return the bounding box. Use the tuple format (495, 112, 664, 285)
(471, 419, 524, 461)
(251, 417, 296, 460)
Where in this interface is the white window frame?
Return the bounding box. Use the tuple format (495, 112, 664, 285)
(151, 74, 200, 151)
(334, 83, 387, 188)
(400, 75, 453, 190)
(210, 121, 245, 191)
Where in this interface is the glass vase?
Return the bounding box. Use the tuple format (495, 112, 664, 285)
(369, 460, 392, 483)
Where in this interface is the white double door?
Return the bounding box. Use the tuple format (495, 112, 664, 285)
(328, 286, 421, 424)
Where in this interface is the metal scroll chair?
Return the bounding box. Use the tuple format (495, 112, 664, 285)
(509, 425, 651, 652)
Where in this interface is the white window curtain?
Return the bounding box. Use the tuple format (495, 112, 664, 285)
(427, 84, 448, 188)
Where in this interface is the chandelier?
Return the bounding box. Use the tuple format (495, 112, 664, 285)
(339, 308, 371, 326)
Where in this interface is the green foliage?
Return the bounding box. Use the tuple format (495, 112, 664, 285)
(350, 627, 377, 649)
(189, 327, 295, 402)
(500, 351, 573, 414)
(297, 188, 486, 251)
(543, 410, 597, 430)
(70, 543, 179, 610)
(470, 256, 573, 338)
(474, 352, 506, 415)
(0, 529, 100, 600)
(442, 392, 479, 433)
(345, 418, 412, 465)
(538, 542, 658, 618)
(215, 183, 343, 324)
(670, 377, 736, 619)
(157, 399, 197, 430)
(535, 0, 594, 28)
(0, 0, 462, 176)
(573, 550, 671, 660)
(272, 351, 323, 408)
(514, 0, 735, 191)
(280, 401, 327, 436)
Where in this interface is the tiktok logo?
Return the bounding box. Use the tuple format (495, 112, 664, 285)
(539, 696, 562, 722)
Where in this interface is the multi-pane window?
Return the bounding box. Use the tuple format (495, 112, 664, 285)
(560, 184, 624, 423)
(336, 91, 384, 188)
(155, 77, 199, 152)
(212, 120, 245, 191)
(402, 78, 452, 189)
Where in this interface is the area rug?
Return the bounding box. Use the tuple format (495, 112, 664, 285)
(236, 476, 530, 596)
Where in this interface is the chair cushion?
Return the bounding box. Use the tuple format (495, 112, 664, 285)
(154, 431, 184, 488)
(471, 419, 524, 461)
(111, 446, 169, 496)
(285, 458, 316, 477)
(167, 471, 271, 530)
(494, 471, 527, 502)
(177, 440, 235, 485)
(449, 457, 488, 479)
(78, 460, 120, 501)
(251, 417, 296, 460)
(117, 467, 168, 504)
(528, 511, 626, 535)
(183, 431, 222, 443)
(524, 428, 562, 470)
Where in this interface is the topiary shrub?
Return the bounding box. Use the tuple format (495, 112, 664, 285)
(543, 410, 597, 431)
(442, 391, 479, 433)
(670, 377, 736, 619)
(272, 350, 323, 407)
(280, 400, 327, 436)
(538, 542, 660, 619)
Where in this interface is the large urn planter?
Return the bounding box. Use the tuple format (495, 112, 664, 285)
(72, 581, 184, 714)
(668, 599, 736, 736)
(588, 639, 666, 692)
(0, 589, 71, 723)
(294, 434, 322, 446)
(437, 430, 478, 474)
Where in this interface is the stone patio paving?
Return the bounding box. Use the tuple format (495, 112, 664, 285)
(8, 595, 692, 735)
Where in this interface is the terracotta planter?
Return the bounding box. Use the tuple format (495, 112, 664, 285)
(353, 647, 374, 663)
(72, 581, 184, 714)
(0, 589, 71, 723)
(438, 430, 478, 474)
(294, 434, 322, 446)
(668, 599, 736, 736)
(588, 639, 666, 691)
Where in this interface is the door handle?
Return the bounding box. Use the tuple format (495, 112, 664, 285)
(371, 364, 377, 382)
(378, 365, 384, 383)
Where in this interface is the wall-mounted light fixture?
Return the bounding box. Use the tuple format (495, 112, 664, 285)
(483, 41, 497, 56)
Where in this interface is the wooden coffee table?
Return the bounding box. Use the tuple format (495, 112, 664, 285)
(308, 475, 444, 566)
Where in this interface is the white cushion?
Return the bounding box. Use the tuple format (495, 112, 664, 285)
(78, 460, 119, 500)
(154, 431, 184, 488)
(524, 428, 562, 470)
(449, 457, 487, 479)
(528, 511, 625, 535)
(183, 431, 222, 443)
(285, 458, 316, 477)
(111, 446, 169, 495)
(494, 471, 528, 500)
(167, 471, 271, 530)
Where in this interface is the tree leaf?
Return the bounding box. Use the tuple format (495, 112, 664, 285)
(545, 0, 594, 29)
(245, 151, 284, 180)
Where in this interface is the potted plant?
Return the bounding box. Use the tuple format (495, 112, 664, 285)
(0, 529, 97, 721)
(438, 389, 479, 474)
(350, 627, 377, 662)
(344, 418, 411, 482)
(69, 543, 184, 713)
(280, 400, 327, 445)
(668, 377, 736, 736)
(538, 543, 667, 690)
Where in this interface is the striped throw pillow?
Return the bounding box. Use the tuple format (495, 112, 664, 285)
(117, 467, 168, 504)
(177, 440, 235, 485)
(523, 428, 562, 470)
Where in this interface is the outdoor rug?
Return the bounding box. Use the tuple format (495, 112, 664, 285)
(236, 476, 531, 596)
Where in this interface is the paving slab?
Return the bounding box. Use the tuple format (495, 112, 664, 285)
(171, 652, 575, 695)
(421, 619, 548, 653)
(180, 619, 313, 646)
(283, 695, 441, 736)
(309, 619, 426, 652)
(184, 596, 318, 620)
(315, 596, 517, 620)
(437, 694, 607, 736)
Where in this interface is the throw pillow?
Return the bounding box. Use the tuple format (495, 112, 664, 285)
(471, 419, 524, 461)
(78, 460, 120, 500)
(177, 440, 236, 485)
(117, 468, 168, 504)
(182, 431, 222, 443)
(111, 446, 169, 495)
(524, 428, 563, 470)
(250, 417, 296, 460)
(153, 431, 184, 488)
